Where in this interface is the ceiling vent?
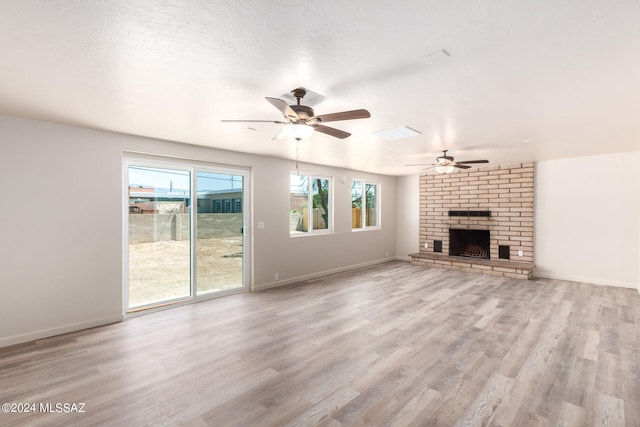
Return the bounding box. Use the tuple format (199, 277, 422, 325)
(375, 126, 422, 141)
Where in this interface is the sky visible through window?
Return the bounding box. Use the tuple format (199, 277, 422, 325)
(289, 173, 307, 194)
(129, 166, 243, 193)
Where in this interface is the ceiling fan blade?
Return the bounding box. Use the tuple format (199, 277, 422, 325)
(455, 160, 489, 164)
(453, 164, 472, 169)
(265, 97, 299, 122)
(405, 163, 435, 167)
(272, 131, 286, 140)
(221, 119, 289, 123)
(312, 109, 371, 123)
(419, 166, 437, 174)
(312, 124, 351, 139)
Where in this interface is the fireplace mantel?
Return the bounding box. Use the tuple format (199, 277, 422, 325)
(448, 210, 491, 217)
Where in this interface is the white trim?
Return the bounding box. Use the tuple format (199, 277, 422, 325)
(254, 257, 398, 291)
(122, 159, 130, 312)
(0, 315, 124, 349)
(190, 164, 198, 301)
(125, 287, 249, 318)
(534, 272, 637, 290)
(289, 230, 334, 238)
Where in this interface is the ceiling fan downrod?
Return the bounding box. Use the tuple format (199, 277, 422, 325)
(291, 88, 306, 105)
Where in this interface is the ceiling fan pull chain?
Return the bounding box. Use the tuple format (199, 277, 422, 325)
(296, 139, 300, 175)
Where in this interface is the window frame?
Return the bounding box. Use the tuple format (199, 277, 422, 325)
(289, 172, 333, 236)
(351, 179, 380, 231)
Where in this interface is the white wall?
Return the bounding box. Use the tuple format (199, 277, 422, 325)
(535, 151, 640, 289)
(0, 114, 397, 347)
(253, 164, 397, 289)
(395, 175, 420, 260)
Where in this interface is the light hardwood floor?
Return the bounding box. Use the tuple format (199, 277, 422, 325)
(1, 261, 639, 426)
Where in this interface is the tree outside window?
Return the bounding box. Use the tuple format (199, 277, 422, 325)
(290, 173, 331, 235)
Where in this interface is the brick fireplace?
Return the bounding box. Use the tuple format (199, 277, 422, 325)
(410, 162, 534, 279)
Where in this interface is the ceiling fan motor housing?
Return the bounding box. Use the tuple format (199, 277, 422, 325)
(290, 105, 314, 121)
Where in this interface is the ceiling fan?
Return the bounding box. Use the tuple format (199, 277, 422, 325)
(407, 150, 489, 173)
(221, 87, 370, 140)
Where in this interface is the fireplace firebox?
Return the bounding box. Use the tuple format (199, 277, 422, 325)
(449, 229, 490, 259)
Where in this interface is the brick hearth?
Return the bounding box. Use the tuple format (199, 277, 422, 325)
(410, 162, 534, 279)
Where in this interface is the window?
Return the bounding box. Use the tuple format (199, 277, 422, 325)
(290, 173, 331, 235)
(352, 180, 379, 230)
(232, 198, 242, 213)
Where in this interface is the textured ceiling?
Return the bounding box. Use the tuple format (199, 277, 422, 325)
(1, 1, 639, 175)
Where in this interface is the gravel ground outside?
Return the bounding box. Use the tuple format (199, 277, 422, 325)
(128, 236, 243, 307)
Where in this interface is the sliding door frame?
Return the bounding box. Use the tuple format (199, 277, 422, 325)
(122, 152, 251, 316)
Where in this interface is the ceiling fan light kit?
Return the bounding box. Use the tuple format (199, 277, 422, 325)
(283, 123, 315, 140)
(435, 165, 455, 174)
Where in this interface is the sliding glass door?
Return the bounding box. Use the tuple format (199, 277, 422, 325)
(127, 166, 192, 307)
(196, 171, 244, 295)
(125, 158, 248, 311)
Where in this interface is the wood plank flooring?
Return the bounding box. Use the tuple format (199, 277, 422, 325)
(1, 261, 639, 426)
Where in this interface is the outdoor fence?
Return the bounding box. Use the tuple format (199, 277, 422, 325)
(128, 213, 243, 243)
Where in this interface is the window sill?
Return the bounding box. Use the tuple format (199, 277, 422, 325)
(351, 227, 380, 232)
(290, 230, 334, 238)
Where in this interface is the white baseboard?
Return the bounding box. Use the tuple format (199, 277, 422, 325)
(0, 314, 124, 349)
(254, 257, 399, 291)
(534, 272, 637, 290)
